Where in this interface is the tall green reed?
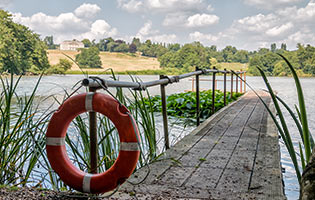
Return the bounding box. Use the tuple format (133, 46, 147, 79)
(256, 54, 313, 184)
(0, 74, 50, 186)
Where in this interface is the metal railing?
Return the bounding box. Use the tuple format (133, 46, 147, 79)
(81, 67, 246, 172)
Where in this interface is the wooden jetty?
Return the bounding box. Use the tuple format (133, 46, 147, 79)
(113, 91, 286, 199)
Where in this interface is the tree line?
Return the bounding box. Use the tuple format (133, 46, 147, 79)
(1, 9, 315, 76)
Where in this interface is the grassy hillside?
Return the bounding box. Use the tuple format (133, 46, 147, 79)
(47, 50, 248, 74)
(47, 50, 160, 72)
(218, 62, 248, 71)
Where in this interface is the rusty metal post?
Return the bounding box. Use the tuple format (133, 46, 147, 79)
(89, 87, 98, 174)
(240, 73, 243, 93)
(244, 72, 246, 92)
(223, 69, 227, 106)
(236, 72, 239, 94)
(196, 67, 200, 126)
(160, 75, 170, 150)
(230, 73, 233, 99)
(212, 67, 216, 115)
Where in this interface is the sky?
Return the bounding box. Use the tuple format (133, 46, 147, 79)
(1, 0, 315, 50)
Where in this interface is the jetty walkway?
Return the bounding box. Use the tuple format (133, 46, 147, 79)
(113, 91, 286, 199)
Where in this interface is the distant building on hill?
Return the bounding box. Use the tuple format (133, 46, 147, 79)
(60, 39, 84, 51)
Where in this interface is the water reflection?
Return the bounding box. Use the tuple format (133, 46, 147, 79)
(16, 74, 315, 199)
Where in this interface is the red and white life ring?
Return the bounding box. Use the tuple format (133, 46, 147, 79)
(45, 92, 140, 194)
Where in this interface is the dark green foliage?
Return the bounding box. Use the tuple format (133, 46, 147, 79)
(46, 58, 72, 74)
(138, 40, 168, 57)
(143, 90, 242, 122)
(248, 52, 281, 76)
(159, 42, 211, 70)
(75, 46, 102, 68)
(81, 38, 92, 48)
(43, 36, 56, 49)
(248, 44, 315, 76)
(0, 10, 50, 75)
(129, 43, 137, 53)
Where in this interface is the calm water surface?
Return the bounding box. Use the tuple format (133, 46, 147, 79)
(17, 74, 315, 199)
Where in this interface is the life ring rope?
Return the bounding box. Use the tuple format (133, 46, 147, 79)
(46, 92, 141, 194)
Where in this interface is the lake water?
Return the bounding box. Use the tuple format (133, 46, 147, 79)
(16, 74, 315, 199)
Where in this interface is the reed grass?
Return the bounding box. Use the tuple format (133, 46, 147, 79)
(0, 73, 50, 186)
(256, 54, 313, 184)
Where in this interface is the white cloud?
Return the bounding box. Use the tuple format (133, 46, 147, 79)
(0, 0, 13, 8)
(162, 12, 219, 28)
(287, 30, 315, 44)
(118, 0, 208, 13)
(12, 3, 117, 43)
(236, 13, 278, 32)
(189, 31, 219, 42)
(266, 22, 293, 37)
(243, 0, 302, 9)
(74, 3, 101, 19)
(137, 21, 157, 36)
(186, 13, 219, 27)
(83, 20, 118, 40)
(136, 21, 177, 43)
(117, 0, 143, 13)
(217, 0, 315, 50)
(207, 5, 214, 12)
(162, 12, 190, 27)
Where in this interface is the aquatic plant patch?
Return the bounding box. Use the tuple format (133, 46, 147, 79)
(144, 90, 242, 122)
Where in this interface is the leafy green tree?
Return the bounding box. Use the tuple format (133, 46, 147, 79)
(167, 43, 180, 52)
(158, 51, 182, 68)
(248, 52, 280, 75)
(114, 43, 129, 52)
(222, 46, 237, 62)
(129, 43, 137, 53)
(82, 39, 92, 48)
(44, 36, 56, 49)
(46, 58, 72, 74)
(233, 50, 249, 63)
(270, 43, 277, 52)
(131, 37, 141, 48)
(75, 46, 102, 68)
(106, 41, 117, 52)
(0, 10, 50, 74)
(281, 43, 287, 51)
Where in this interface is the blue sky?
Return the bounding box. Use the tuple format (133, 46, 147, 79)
(1, 0, 314, 50)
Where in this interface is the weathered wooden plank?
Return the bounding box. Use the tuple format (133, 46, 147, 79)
(114, 91, 285, 199)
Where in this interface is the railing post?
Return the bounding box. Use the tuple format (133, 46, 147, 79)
(236, 72, 239, 93)
(196, 67, 200, 126)
(212, 67, 216, 115)
(230, 73, 233, 99)
(89, 87, 98, 174)
(240, 73, 243, 93)
(160, 75, 170, 150)
(244, 72, 246, 92)
(223, 68, 227, 106)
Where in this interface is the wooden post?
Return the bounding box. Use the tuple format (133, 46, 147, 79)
(89, 87, 98, 174)
(212, 67, 216, 115)
(191, 77, 195, 92)
(196, 67, 200, 126)
(160, 75, 170, 150)
(230, 73, 233, 99)
(223, 68, 227, 106)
